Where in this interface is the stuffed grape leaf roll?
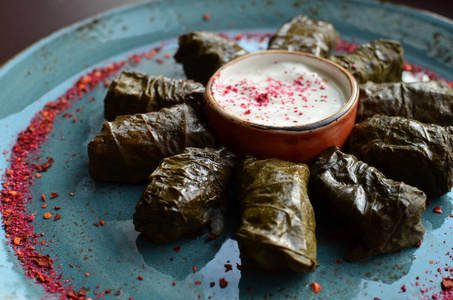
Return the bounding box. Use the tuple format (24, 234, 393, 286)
(88, 104, 216, 183)
(133, 147, 237, 245)
(310, 146, 426, 261)
(357, 81, 453, 125)
(174, 31, 249, 85)
(330, 39, 404, 84)
(104, 71, 205, 121)
(268, 15, 339, 58)
(347, 115, 453, 197)
(236, 157, 318, 273)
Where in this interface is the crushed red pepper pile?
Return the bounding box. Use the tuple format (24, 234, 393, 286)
(0, 31, 452, 300)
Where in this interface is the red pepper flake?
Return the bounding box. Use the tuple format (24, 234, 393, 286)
(172, 282, 176, 286)
(36, 173, 42, 178)
(54, 214, 61, 221)
(93, 223, 99, 227)
(50, 192, 59, 199)
(442, 277, 453, 290)
(236, 263, 243, 271)
(193, 266, 197, 272)
(401, 285, 407, 292)
(42, 204, 48, 208)
(173, 246, 181, 253)
(210, 281, 215, 287)
(69, 192, 75, 196)
(33, 157, 54, 172)
(115, 287, 123, 295)
(433, 207, 443, 214)
(43, 213, 53, 219)
(202, 13, 211, 21)
(219, 278, 228, 288)
(224, 264, 233, 272)
(311, 282, 322, 293)
(334, 260, 343, 264)
(54, 206, 61, 210)
(194, 281, 202, 285)
(40, 194, 46, 202)
(138, 276, 143, 280)
(207, 234, 217, 240)
(100, 220, 106, 226)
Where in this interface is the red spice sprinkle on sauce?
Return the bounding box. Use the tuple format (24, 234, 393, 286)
(193, 266, 197, 272)
(202, 13, 211, 21)
(210, 281, 215, 287)
(50, 192, 59, 199)
(172, 282, 176, 286)
(311, 282, 322, 294)
(173, 246, 181, 252)
(219, 278, 228, 288)
(138, 276, 143, 280)
(43, 213, 53, 219)
(194, 281, 202, 285)
(100, 220, 106, 226)
(224, 264, 233, 272)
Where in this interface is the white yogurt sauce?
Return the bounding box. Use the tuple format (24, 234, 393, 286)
(211, 60, 346, 127)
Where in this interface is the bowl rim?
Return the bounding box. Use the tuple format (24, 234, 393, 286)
(205, 50, 359, 132)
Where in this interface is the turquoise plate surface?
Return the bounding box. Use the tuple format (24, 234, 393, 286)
(0, 0, 452, 299)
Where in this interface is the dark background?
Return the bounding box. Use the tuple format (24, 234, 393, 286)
(0, 0, 452, 66)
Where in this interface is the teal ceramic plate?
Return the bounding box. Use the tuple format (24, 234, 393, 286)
(0, 0, 452, 299)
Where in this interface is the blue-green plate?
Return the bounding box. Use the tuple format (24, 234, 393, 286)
(0, 0, 452, 299)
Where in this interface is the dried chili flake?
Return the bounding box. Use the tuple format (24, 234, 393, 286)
(433, 207, 443, 214)
(311, 282, 322, 293)
(173, 246, 181, 253)
(99, 220, 106, 226)
(334, 260, 343, 264)
(33, 157, 54, 172)
(401, 285, 407, 292)
(193, 266, 197, 272)
(172, 282, 176, 286)
(207, 234, 217, 240)
(224, 264, 233, 272)
(194, 281, 202, 285)
(53, 214, 61, 221)
(442, 277, 453, 290)
(54, 206, 61, 210)
(202, 13, 211, 21)
(50, 192, 59, 199)
(85, 273, 91, 277)
(210, 281, 215, 287)
(219, 278, 228, 288)
(138, 276, 143, 280)
(236, 263, 243, 271)
(43, 213, 53, 219)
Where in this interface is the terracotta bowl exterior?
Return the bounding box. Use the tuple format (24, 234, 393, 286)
(204, 50, 359, 163)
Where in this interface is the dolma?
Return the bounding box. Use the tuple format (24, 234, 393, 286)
(133, 147, 237, 244)
(268, 15, 339, 57)
(174, 31, 249, 85)
(310, 146, 426, 261)
(236, 157, 318, 273)
(104, 71, 205, 121)
(347, 115, 453, 197)
(88, 104, 216, 183)
(330, 39, 404, 84)
(357, 81, 453, 125)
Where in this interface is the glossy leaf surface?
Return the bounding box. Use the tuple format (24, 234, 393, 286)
(347, 115, 453, 197)
(310, 146, 426, 261)
(330, 39, 404, 84)
(104, 71, 205, 121)
(236, 157, 318, 273)
(88, 104, 215, 183)
(133, 147, 237, 244)
(268, 15, 339, 57)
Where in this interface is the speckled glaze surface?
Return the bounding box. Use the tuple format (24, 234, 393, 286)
(204, 50, 359, 163)
(0, 0, 452, 299)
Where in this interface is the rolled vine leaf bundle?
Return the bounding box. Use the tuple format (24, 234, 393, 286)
(330, 39, 404, 84)
(236, 156, 318, 273)
(104, 71, 206, 121)
(268, 15, 339, 58)
(133, 147, 237, 244)
(310, 146, 426, 261)
(88, 104, 216, 183)
(174, 31, 249, 85)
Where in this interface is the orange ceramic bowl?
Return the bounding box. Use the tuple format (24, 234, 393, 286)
(204, 50, 359, 163)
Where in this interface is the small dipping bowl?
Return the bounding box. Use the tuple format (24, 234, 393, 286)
(204, 50, 359, 163)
